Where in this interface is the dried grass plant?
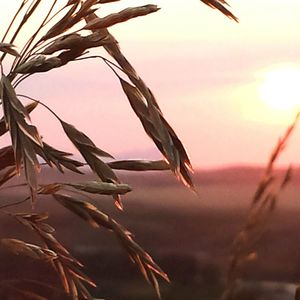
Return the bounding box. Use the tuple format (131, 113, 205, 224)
(221, 113, 300, 300)
(0, 1, 237, 299)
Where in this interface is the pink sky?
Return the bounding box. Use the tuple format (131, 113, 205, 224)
(1, 1, 300, 168)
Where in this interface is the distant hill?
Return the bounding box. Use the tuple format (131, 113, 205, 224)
(4, 165, 300, 189)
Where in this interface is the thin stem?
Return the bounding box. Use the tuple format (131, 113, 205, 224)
(0, 197, 30, 210)
(13, 73, 31, 88)
(0, 1, 28, 61)
(12, 0, 59, 73)
(8, 0, 41, 51)
(0, 61, 4, 75)
(75, 55, 126, 78)
(2, 0, 43, 81)
(17, 94, 62, 122)
(41, 3, 68, 28)
(1, 1, 27, 43)
(12, 53, 119, 88)
(0, 183, 27, 191)
(23, 0, 59, 58)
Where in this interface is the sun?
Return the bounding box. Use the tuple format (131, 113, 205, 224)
(259, 66, 300, 111)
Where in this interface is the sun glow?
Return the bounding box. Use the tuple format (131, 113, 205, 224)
(259, 66, 300, 111)
(232, 65, 300, 125)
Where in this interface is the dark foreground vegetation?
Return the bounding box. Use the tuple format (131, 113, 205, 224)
(0, 1, 239, 298)
(1, 167, 300, 300)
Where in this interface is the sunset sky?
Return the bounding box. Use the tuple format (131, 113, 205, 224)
(1, 1, 300, 168)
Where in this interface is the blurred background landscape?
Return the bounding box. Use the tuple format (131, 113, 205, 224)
(1, 166, 300, 299)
